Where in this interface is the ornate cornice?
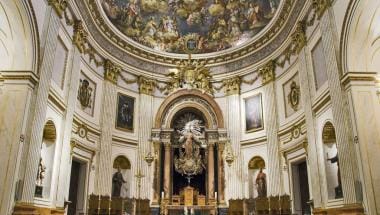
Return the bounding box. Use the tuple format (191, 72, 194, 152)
(103, 59, 120, 84)
(73, 20, 87, 53)
(259, 61, 276, 85)
(138, 76, 156, 96)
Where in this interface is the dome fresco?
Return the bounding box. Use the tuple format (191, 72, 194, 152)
(101, 0, 281, 54)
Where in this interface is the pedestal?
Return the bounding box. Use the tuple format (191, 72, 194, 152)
(184, 186, 194, 206)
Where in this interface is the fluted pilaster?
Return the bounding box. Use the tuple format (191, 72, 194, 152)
(226, 94, 244, 199)
(298, 48, 323, 207)
(319, 11, 360, 204)
(56, 46, 82, 206)
(137, 93, 154, 199)
(262, 81, 281, 196)
(96, 62, 120, 195)
(20, 12, 61, 203)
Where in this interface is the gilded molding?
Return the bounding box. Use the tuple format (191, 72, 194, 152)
(73, 20, 88, 53)
(291, 21, 307, 54)
(47, 0, 68, 18)
(103, 60, 120, 84)
(223, 76, 241, 96)
(312, 0, 331, 19)
(259, 60, 276, 85)
(138, 76, 156, 95)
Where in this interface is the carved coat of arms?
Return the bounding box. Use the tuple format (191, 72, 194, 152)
(78, 79, 93, 108)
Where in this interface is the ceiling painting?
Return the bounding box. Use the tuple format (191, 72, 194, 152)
(101, 0, 281, 54)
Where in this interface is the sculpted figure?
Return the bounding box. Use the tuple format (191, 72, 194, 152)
(256, 168, 267, 197)
(36, 158, 46, 186)
(112, 167, 126, 197)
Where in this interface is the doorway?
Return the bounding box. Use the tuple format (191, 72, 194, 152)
(292, 160, 311, 215)
(68, 159, 87, 215)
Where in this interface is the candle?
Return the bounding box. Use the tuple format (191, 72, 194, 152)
(214, 192, 217, 199)
(161, 191, 164, 199)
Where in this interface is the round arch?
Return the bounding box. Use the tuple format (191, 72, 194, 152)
(42, 119, 57, 142)
(113, 155, 131, 169)
(248, 156, 266, 170)
(0, 0, 39, 71)
(341, 0, 380, 73)
(154, 89, 224, 129)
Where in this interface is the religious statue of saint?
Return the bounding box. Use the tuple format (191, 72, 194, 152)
(112, 167, 126, 197)
(256, 168, 267, 197)
(36, 158, 46, 186)
(327, 152, 343, 198)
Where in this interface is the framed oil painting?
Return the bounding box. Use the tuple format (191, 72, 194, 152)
(116, 93, 135, 132)
(245, 94, 264, 132)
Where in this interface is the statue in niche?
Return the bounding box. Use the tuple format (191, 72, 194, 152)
(112, 166, 126, 197)
(174, 118, 205, 183)
(256, 168, 267, 197)
(36, 158, 46, 186)
(327, 152, 343, 198)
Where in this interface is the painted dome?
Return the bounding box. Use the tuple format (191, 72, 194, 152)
(101, 0, 281, 54)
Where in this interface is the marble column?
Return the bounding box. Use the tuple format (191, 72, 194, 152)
(217, 141, 226, 204)
(137, 77, 156, 199)
(95, 60, 120, 195)
(319, 11, 360, 204)
(207, 142, 215, 202)
(298, 48, 323, 207)
(20, 11, 61, 203)
(163, 142, 171, 199)
(260, 61, 281, 196)
(55, 45, 82, 206)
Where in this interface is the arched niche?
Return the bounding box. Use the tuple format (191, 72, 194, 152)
(38, 120, 57, 198)
(321, 121, 342, 200)
(112, 155, 131, 198)
(341, 0, 380, 73)
(248, 156, 266, 198)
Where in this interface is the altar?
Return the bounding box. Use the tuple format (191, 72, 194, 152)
(166, 205, 216, 215)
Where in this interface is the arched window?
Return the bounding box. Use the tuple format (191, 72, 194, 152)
(248, 156, 266, 198)
(322, 122, 343, 199)
(112, 156, 131, 198)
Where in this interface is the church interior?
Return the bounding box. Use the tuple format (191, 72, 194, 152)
(1, 0, 380, 214)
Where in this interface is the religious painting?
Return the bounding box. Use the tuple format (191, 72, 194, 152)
(116, 93, 135, 132)
(100, 0, 281, 54)
(245, 94, 263, 132)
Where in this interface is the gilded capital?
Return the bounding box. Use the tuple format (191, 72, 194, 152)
(312, 0, 331, 19)
(223, 76, 241, 96)
(138, 76, 156, 95)
(48, 0, 68, 18)
(103, 60, 121, 84)
(259, 60, 276, 85)
(73, 20, 87, 53)
(291, 21, 307, 54)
